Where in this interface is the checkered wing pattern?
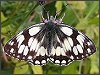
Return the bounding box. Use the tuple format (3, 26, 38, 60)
(4, 21, 96, 66)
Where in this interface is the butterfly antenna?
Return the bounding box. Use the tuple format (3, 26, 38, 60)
(54, 3, 68, 20)
(40, 11, 45, 21)
(47, 11, 50, 20)
(60, 13, 65, 22)
(39, 2, 50, 20)
(54, 12, 57, 20)
(54, 10, 61, 20)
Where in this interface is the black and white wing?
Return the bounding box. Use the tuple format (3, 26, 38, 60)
(50, 24, 96, 65)
(4, 23, 49, 65)
(4, 22, 96, 66)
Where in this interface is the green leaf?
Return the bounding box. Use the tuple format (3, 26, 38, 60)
(43, 63, 64, 74)
(61, 61, 79, 74)
(55, 1, 63, 13)
(1, 26, 9, 34)
(31, 65, 43, 74)
(14, 61, 30, 74)
(90, 64, 99, 74)
(89, 16, 99, 25)
(1, 12, 7, 22)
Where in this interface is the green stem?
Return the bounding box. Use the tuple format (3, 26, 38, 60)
(78, 60, 83, 74)
(85, 2, 98, 19)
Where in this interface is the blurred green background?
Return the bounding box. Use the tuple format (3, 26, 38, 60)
(1, 1, 99, 74)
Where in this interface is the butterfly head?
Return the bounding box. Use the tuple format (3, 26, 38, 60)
(43, 16, 62, 25)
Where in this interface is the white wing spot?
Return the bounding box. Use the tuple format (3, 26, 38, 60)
(77, 57, 79, 59)
(28, 37, 34, 47)
(28, 56, 32, 59)
(61, 27, 73, 36)
(18, 45, 25, 53)
(30, 39, 38, 51)
(86, 54, 88, 56)
(29, 27, 40, 36)
(23, 57, 25, 59)
(50, 47, 56, 55)
(50, 58, 54, 61)
(8, 41, 12, 45)
(10, 42, 14, 45)
(56, 47, 61, 56)
(36, 46, 47, 56)
(70, 55, 74, 59)
(60, 48, 66, 56)
(77, 35, 84, 48)
(73, 46, 78, 55)
(77, 44, 83, 53)
(67, 37, 73, 47)
(41, 60, 46, 64)
(80, 35, 85, 41)
(89, 41, 93, 45)
(68, 59, 71, 62)
(10, 48, 14, 53)
(57, 35, 60, 43)
(87, 48, 91, 53)
(35, 60, 40, 64)
(17, 55, 20, 58)
(61, 60, 66, 64)
(87, 42, 91, 45)
(17, 35, 25, 48)
(55, 60, 60, 63)
(62, 43, 67, 52)
(40, 47, 46, 56)
(82, 55, 84, 58)
(13, 54, 15, 56)
(64, 39, 71, 51)
(47, 58, 49, 61)
(23, 46, 29, 56)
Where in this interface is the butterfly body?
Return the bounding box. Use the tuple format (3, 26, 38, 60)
(4, 16, 96, 65)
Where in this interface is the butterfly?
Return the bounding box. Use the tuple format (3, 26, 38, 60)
(4, 15, 96, 66)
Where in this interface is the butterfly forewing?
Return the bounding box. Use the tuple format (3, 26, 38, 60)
(49, 23, 96, 65)
(57, 24, 96, 60)
(4, 23, 49, 65)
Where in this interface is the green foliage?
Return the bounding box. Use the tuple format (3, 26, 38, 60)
(1, 1, 99, 74)
(14, 61, 30, 74)
(31, 65, 43, 74)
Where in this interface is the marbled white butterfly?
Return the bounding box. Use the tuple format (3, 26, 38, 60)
(4, 15, 96, 66)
